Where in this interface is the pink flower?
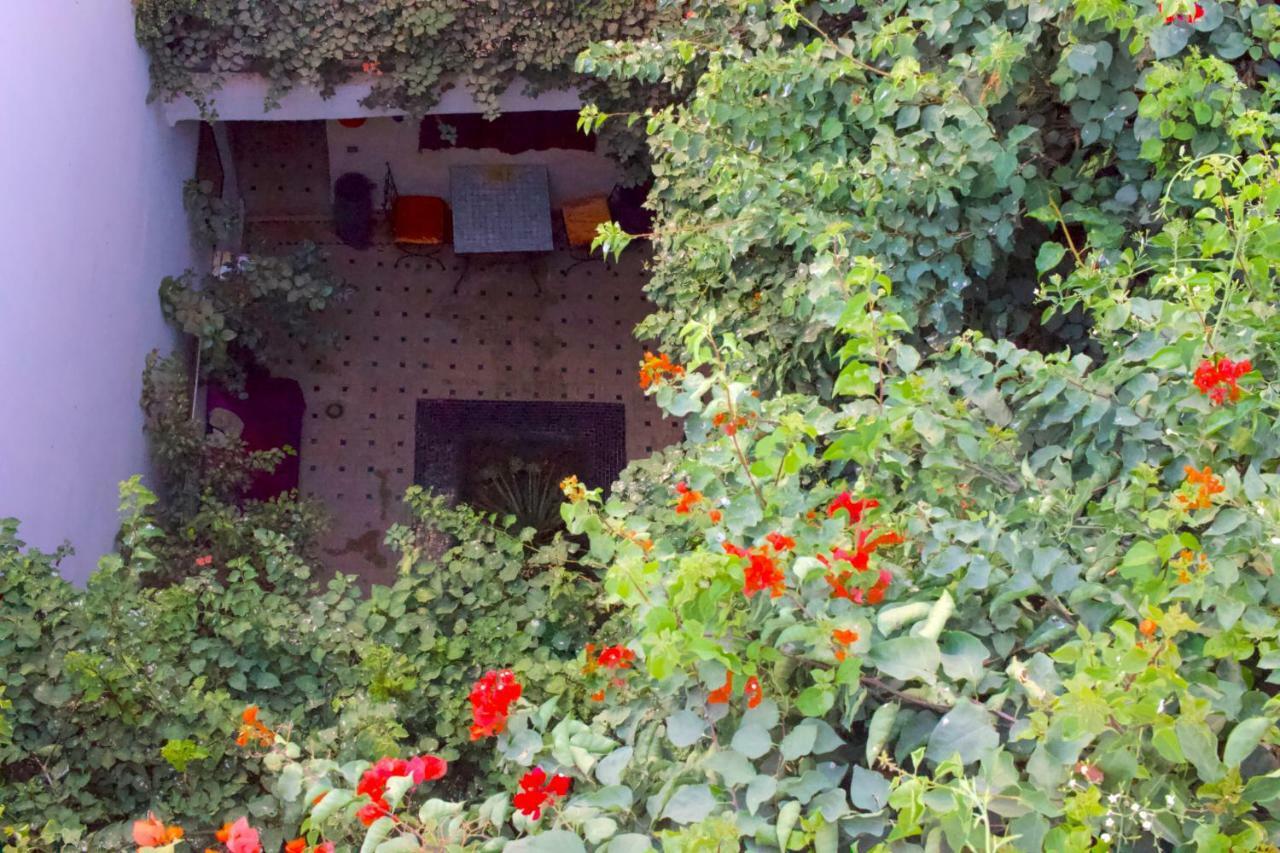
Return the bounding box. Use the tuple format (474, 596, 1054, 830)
(216, 817, 261, 853)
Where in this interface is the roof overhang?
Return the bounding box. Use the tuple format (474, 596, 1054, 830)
(162, 74, 583, 125)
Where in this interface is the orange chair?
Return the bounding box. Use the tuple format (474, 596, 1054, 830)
(561, 195, 611, 248)
(384, 163, 451, 269)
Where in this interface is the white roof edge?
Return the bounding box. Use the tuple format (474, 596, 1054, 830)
(162, 74, 583, 125)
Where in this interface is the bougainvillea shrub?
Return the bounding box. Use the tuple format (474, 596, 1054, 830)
(0, 489, 607, 849)
(5, 0, 1280, 849)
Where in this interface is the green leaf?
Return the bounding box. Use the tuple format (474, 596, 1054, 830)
(360, 817, 396, 853)
(666, 710, 706, 748)
(704, 749, 755, 786)
(866, 702, 899, 765)
(1224, 717, 1272, 767)
(1035, 242, 1066, 274)
(1175, 718, 1223, 781)
(849, 765, 890, 811)
(869, 636, 941, 682)
(746, 775, 777, 815)
(795, 685, 835, 717)
(925, 701, 999, 765)
(731, 724, 772, 759)
(600, 836, 654, 853)
(940, 632, 988, 683)
(780, 723, 818, 760)
(661, 784, 716, 824)
(506, 831, 588, 853)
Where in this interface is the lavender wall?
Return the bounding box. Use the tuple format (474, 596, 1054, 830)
(0, 2, 197, 581)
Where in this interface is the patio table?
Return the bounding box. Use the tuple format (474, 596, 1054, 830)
(449, 164, 553, 254)
(448, 164, 554, 295)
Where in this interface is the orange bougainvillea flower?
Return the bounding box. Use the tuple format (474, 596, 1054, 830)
(674, 482, 704, 514)
(766, 532, 796, 552)
(1175, 465, 1225, 511)
(285, 839, 307, 853)
(724, 541, 786, 598)
(1139, 619, 1158, 638)
(708, 671, 734, 704)
(711, 411, 752, 436)
(591, 689, 606, 702)
(828, 493, 879, 523)
(832, 628, 860, 661)
(236, 705, 274, 749)
(709, 509, 723, 523)
(559, 475, 587, 502)
(132, 812, 184, 848)
(639, 351, 684, 389)
(744, 676, 763, 708)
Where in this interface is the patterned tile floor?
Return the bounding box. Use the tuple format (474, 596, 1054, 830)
(250, 221, 680, 584)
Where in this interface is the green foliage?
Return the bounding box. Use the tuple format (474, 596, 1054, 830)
(132, 0, 670, 118)
(0, 485, 606, 847)
(470, 458, 569, 543)
(182, 178, 240, 248)
(138, 352, 324, 584)
(577, 0, 1280, 393)
(158, 244, 349, 391)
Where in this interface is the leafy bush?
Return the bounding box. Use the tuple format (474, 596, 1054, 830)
(158, 244, 348, 392)
(0, 485, 606, 849)
(248, 221, 1280, 849)
(580, 0, 1280, 394)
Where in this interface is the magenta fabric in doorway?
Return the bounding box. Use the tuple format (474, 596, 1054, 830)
(206, 370, 305, 501)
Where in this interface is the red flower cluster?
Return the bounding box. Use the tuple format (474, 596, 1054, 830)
(235, 705, 274, 748)
(674, 482, 703, 514)
(596, 644, 636, 669)
(1157, 1, 1204, 22)
(765, 532, 795, 551)
(1193, 356, 1252, 404)
(723, 541, 786, 599)
(707, 671, 763, 708)
(513, 767, 572, 820)
(469, 669, 523, 740)
(828, 493, 879, 523)
(194, 554, 213, 568)
(711, 411, 753, 436)
(639, 351, 684, 389)
(821, 527, 903, 605)
(355, 755, 448, 826)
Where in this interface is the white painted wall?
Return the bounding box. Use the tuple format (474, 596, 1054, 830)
(161, 74, 583, 125)
(328, 117, 621, 208)
(0, 1, 198, 581)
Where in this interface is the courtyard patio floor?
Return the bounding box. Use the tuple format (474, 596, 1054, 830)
(248, 221, 680, 583)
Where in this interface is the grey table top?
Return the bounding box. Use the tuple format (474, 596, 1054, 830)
(449, 164, 554, 254)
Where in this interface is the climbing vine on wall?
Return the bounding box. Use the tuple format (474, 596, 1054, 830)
(133, 0, 672, 120)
